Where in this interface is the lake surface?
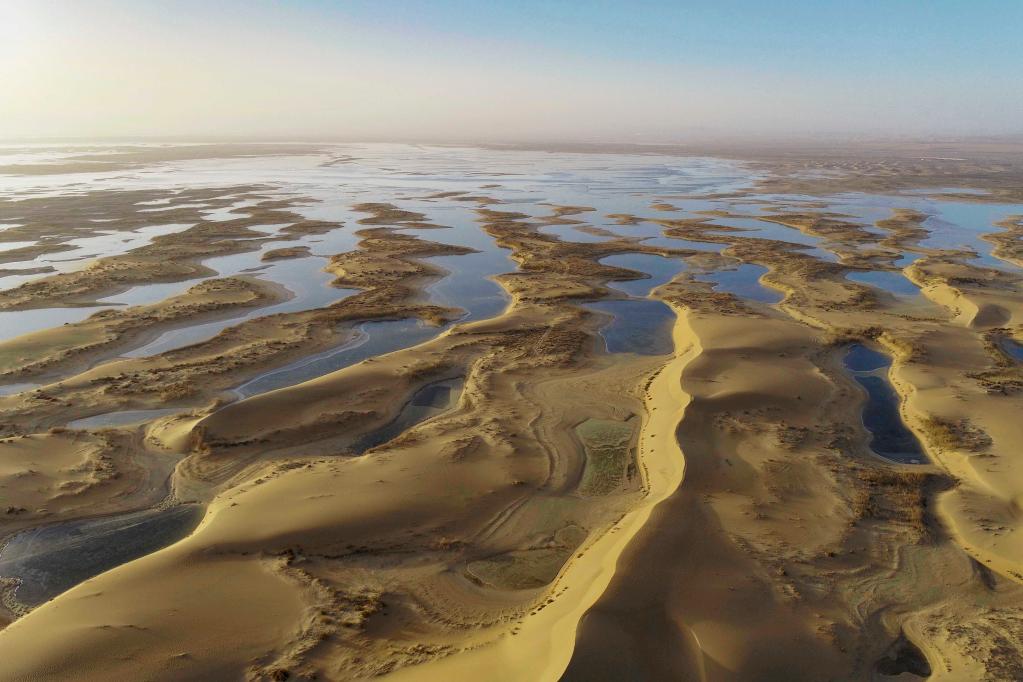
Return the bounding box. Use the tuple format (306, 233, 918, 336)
(68, 408, 183, 429)
(1000, 337, 1023, 363)
(697, 263, 783, 304)
(585, 299, 675, 356)
(846, 270, 921, 296)
(843, 344, 927, 464)
(0, 504, 203, 607)
(599, 253, 687, 298)
(232, 318, 440, 398)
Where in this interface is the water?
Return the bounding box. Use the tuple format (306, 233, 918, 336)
(584, 299, 675, 356)
(114, 218, 364, 357)
(0, 505, 204, 607)
(0, 150, 754, 354)
(0, 382, 39, 396)
(827, 193, 1022, 271)
(697, 263, 783, 304)
(422, 252, 510, 323)
(229, 208, 511, 397)
(539, 224, 619, 243)
(233, 318, 440, 398)
(680, 213, 839, 263)
(1000, 337, 1023, 363)
(351, 377, 463, 453)
(125, 254, 359, 358)
(0, 223, 197, 292)
(641, 235, 724, 252)
(0, 306, 109, 343)
(844, 344, 889, 372)
(599, 253, 687, 298)
(847, 270, 920, 296)
(403, 206, 514, 324)
(921, 201, 1021, 270)
(67, 408, 183, 429)
(843, 344, 927, 464)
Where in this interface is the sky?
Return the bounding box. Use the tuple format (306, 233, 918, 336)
(2, 0, 1022, 142)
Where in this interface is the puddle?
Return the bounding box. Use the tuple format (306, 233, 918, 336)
(67, 408, 183, 429)
(827, 193, 1022, 271)
(697, 263, 782, 304)
(843, 344, 927, 464)
(233, 318, 439, 399)
(1000, 337, 1023, 363)
(351, 377, 463, 453)
(584, 299, 674, 356)
(403, 207, 514, 324)
(847, 270, 920, 296)
(0, 504, 204, 608)
(599, 253, 686, 298)
(641, 235, 723, 252)
(0, 382, 40, 396)
(539, 224, 619, 243)
(0, 306, 109, 344)
(125, 256, 358, 358)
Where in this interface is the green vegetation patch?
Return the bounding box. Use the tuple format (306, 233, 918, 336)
(465, 525, 588, 590)
(575, 418, 634, 495)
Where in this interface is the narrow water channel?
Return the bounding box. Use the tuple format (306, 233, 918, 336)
(582, 252, 684, 356)
(0, 504, 204, 608)
(697, 263, 783, 304)
(846, 270, 921, 297)
(843, 344, 927, 464)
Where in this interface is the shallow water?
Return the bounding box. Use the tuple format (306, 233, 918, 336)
(847, 270, 920, 296)
(697, 263, 782, 304)
(641, 234, 724, 252)
(0, 504, 204, 607)
(843, 344, 889, 372)
(1000, 337, 1023, 363)
(828, 193, 1022, 271)
(119, 219, 366, 358)
(921, 201, 1021, 269)
(599, 253, 687, 298)
(0, 382, 40, 396)
(403, 205, 514, 324)
(843, 344, 927, 464)
(0, 306, 109, 343)
(68, 408, 183, 429)
(351, 377, 463, 453)
(584, 299, 675, 356)
(0, 223, 197, 292)
(539, 223, 619, 243)
(227, 207, 511, 397)
(233, 318, 440, 398)
(687, 214, 840, 263)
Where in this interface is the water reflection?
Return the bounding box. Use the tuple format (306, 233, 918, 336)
(843, 344, 927, 464)
(0, 504, 204, 608)
(697, 263, 782, 304)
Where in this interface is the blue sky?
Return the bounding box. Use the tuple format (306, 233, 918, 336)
(2, 0, 1021, 140)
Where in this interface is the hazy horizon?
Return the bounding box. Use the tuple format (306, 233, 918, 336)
(3, 0, 1022, 142)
